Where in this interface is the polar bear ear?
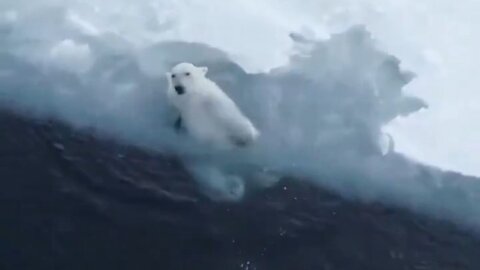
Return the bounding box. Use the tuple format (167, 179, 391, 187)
(199, 66, 208, 75)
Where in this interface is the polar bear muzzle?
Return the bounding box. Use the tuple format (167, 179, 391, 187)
(174, 85, 185, 95)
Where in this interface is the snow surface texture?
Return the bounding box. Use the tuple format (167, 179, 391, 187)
(0, 1, 479, 228)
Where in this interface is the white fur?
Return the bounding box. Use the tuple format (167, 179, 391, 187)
(166, 63, 259, 149)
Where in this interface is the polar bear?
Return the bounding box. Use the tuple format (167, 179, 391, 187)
(166, 62, 259, 148)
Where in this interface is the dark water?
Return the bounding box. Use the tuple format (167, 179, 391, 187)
(1, 110, 480, 270)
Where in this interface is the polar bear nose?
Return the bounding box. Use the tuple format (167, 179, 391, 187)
(174, 85, 185, 95)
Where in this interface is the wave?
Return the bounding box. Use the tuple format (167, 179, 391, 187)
(1, 1, 480, 230)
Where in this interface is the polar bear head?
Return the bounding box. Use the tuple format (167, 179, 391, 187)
(166, 62, 208, 95)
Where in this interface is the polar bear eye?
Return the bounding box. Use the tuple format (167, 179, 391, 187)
(185, 72, 190, 76)
(171, 74, 176, 78)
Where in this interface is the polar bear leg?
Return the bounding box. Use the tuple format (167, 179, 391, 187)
(174, 115, 183, 133)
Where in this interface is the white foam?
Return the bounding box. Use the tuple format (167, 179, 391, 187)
(49, 39, 93, 74)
